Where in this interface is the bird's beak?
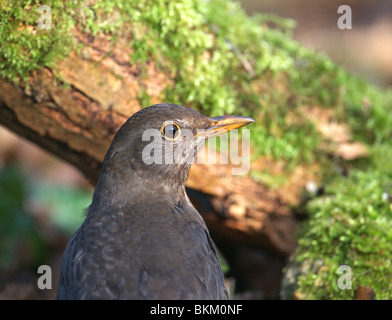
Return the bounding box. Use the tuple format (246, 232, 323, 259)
(196, 115, 255, 140)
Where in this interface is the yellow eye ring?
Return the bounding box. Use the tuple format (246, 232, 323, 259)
(161, 122, 181, 141)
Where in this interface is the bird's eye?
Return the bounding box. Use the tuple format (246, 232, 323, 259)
(161, 122, 181, 140)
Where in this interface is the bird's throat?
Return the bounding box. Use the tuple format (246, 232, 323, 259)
(90, 162, 190, 212)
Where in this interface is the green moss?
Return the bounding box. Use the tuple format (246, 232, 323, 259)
(0, 0, 78, 84)
(291, 151, 392, 299)
(249, 169, 289, 190)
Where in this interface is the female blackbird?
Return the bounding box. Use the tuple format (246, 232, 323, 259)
(57, 103, 254, 299)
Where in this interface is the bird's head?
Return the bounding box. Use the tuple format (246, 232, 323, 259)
(98, 103, 254, 200)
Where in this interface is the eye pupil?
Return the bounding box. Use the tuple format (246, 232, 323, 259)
(162, 123, 180, 140)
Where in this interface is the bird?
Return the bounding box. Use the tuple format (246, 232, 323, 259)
(57, 103, 255, 300)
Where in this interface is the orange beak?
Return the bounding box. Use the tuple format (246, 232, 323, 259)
(196, 115, 255, 139)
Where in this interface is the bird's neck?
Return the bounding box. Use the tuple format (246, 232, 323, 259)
(89, 163, 189, 213)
